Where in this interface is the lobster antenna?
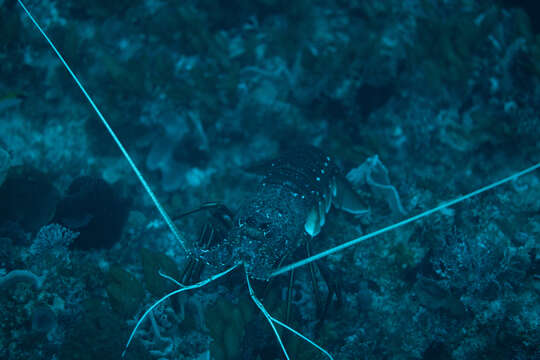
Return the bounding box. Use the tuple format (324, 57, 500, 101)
(270, 317, 334, 359)
(17, 0, 188, 253)
(245, 270, 291, 360)
(245, 267, 335, 359)
(123, 263, 240, 357)
(271, 161, 540, 277)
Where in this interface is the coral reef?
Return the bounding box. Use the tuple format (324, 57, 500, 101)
(0, 0, 538, 359)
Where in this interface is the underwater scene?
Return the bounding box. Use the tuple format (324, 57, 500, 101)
(1, 0, 539, 359)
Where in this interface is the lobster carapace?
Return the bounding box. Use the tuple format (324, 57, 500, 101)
(197, 145, 367, 280)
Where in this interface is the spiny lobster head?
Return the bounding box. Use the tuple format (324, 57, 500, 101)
(227, 209, 284, 280)
(195, 197, 289, 280)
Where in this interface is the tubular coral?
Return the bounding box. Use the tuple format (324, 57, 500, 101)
(0, 269, 45, 290)
(347, 155, 406, 216)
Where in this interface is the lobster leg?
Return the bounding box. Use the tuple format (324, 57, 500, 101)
(285, 268, 295, 324)
(262, 253, 290, 299)
(304, 237, 343, 332)
(305, 238, 323, 316)
(176, 203, 234, 284)
(173, 201, 227, 220)
(314, 260, 343, 333)
(180, 224, 215, 283)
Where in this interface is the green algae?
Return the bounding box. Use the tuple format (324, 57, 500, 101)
(60, 298, 150, 360)
(205, 295, 255, 360)
(106, 265, 144, 318)
(140, 248, 180, 298)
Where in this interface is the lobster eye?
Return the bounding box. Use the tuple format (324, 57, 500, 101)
(245, 216, 257, 227)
